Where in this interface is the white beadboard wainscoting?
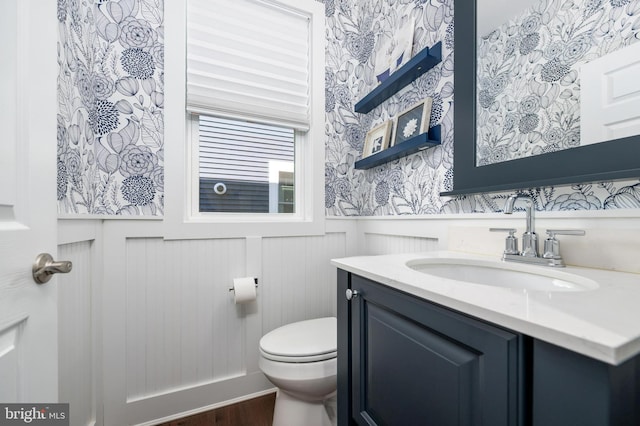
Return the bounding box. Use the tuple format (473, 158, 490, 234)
(56, 210, 640, 425)
(101, 220, 355, 425)
(353, 216, 448, 256)
(58, 241, 96, 425)
(57, 220, 103, 426)
(362, 233, 439, 255)
(261, 233, 347, 333)
(58, 241, 95, 426)
(124, 237, 249, 402)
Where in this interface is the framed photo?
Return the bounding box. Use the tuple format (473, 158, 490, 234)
(391, 17, 415, 72)
(363, 121, 392, 158)
(374, 36, 394, 84)
(373, 18, 415, 84)
(391, 97, 433, 147)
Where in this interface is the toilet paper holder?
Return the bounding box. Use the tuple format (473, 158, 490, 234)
(228, 277, 258, 292)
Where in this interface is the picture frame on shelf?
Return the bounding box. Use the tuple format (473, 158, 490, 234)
(363, 120, 392, 158)
(392, 17, 415, 72)
(374, 36, 393, 84)
(373, 17, 415, 84)
(391, 97, 433, 147)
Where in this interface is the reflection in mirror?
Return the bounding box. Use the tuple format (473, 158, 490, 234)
(0, 0, 17, 206)
(475, 0, 640, 167)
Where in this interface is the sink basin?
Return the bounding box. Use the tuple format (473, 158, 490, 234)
(406, 258, 599, 292)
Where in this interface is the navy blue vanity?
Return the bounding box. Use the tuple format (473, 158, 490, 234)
(334, 255, 640, 426)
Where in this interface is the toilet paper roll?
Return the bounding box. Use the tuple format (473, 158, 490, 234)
(232, 277, 257, 304)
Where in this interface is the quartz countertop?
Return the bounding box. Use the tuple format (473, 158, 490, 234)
(331, 251, 640, 365)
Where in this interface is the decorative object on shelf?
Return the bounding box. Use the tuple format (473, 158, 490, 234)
(354, 125, 441, 170)
(355, 42, 442, 114)
(374, 37, 394, 84)
(374, 18, 415, 84)
(353, 40, 442, 170)
(391, 97, 433, 147)
(393, 17, 415, 71)
(362, 121, 392, 159)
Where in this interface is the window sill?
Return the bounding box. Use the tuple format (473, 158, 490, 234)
(162, 215, 325, 240)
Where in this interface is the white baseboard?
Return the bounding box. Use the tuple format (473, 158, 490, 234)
(135, 387, 278, 426)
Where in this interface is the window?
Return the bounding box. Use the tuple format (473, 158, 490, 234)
(277, 171, 295, 213)
(164, 0, 325, 238)
(197, 115, 296, 214)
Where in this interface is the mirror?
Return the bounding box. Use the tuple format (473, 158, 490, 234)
(446, 0, 640, 195)
(476, 0, 640, 167)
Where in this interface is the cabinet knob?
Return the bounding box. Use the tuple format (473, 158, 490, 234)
(345, 289, 359, 301)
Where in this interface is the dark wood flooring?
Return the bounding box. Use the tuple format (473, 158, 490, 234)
(156, 392, 276, 426)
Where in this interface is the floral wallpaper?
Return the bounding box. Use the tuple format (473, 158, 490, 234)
(324, 0, 456, 215)
(476, 0, 640, 165)
(323, 0, 640, 215)
(57, 0, 164, 215)
(55, 0, 640, 216)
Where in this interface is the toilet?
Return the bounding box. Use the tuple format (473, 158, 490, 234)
(259, 317, 337, 426)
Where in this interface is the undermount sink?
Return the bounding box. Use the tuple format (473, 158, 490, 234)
(406, 258, 599, 292)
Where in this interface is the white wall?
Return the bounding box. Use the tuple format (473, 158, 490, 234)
(352, 210, 640, 273)
(57, 209, 640, 425)
(57, 220, 103, 426)
(58, 219, 356, 425)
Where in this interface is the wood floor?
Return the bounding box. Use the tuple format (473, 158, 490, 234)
(156, 392, 276, 426)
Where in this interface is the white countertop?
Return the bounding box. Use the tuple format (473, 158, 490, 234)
(331, 251, 640, 365)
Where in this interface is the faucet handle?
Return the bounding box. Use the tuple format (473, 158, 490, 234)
(490, 227, 517, 234)
(490, 228, 519, 255)
(545, 229, 586, 237)
(543, 229, 586, 259)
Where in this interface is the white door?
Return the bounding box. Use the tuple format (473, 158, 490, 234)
(581, 42, 640, 145)
(0, 0, 59, 404)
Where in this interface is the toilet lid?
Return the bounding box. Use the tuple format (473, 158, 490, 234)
(259, 317, 337, 363)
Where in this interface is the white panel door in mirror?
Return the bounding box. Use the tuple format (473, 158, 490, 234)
(581, 42, 640, 146)
(0, 0, 18, 214)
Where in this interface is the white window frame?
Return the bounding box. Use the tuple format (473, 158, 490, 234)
(164, 0, 325, 239)
(268, 160, 295, 213)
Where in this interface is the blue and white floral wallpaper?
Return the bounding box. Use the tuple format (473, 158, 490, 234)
(324, 0, 456, 215)
(323, 0, 640, 215)
(57, 0, 164, 215)
(476, 0, 640, 165)
(56, 0, 640, 216)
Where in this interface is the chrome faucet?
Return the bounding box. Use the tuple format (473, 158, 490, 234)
(503, 195, 538, 257)
(490, 195, 585, 267)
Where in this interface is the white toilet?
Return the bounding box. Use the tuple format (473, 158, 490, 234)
(259, 317, 337, 426)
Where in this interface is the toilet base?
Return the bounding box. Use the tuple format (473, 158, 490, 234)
(272, 389, 333, 426)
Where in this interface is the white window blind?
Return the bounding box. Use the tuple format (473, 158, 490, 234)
(187, 0, 311, 130)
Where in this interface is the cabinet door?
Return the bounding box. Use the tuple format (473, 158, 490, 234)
(532, 339, 640, 426)
(344, 274, 522, 426)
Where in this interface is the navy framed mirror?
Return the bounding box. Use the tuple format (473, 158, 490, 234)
(443, 0, 640, 196)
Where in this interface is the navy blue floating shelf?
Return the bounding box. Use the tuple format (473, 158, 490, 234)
(355, 125, 441, 170)
(354, 42, 442, 114)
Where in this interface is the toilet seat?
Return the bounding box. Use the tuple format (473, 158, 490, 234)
(259, 317, 336, 363)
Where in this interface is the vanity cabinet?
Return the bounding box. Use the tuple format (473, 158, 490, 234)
(337, 270, 640, 426)
(531, 339, 640, 426)
(337, 270, 524, 426)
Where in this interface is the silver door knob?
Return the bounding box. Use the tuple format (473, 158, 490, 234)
(345, 289, 359, 300)
(32, 253, 72, 284)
